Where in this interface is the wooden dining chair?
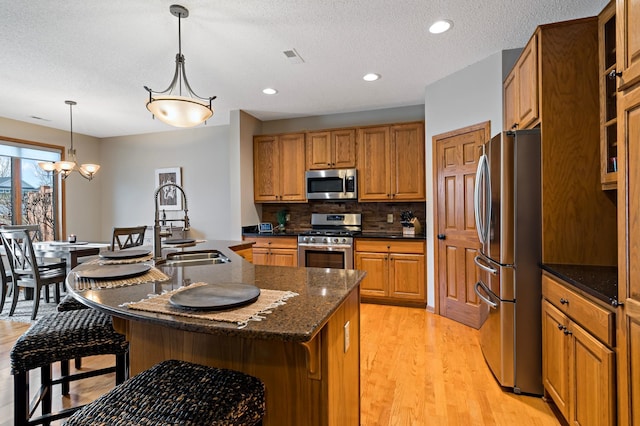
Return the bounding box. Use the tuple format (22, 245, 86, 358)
(0, 229, 67, 320)
(111, 226, 147, 250)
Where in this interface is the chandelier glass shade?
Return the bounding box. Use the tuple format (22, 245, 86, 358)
(144, 5, 216, 128)
(37, 100, 100, 181)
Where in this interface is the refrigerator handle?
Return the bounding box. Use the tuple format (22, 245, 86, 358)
(474, 254, 497, 275)
(474, 280, 498, 309)
(473, 154, 491, 245)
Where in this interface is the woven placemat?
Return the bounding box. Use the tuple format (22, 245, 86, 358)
(72, 267, 171, 291)
(123, 282, 298, 328)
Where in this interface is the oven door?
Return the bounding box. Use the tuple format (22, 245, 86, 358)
(297, 244, 353, 269)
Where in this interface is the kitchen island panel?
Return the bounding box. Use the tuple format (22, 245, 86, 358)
(117, 288, 360, 426)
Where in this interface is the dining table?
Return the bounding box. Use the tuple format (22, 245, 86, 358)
(33, 241, 111, 273)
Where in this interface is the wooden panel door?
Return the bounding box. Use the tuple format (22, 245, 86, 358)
(355, 251, 387, 298)
(358, 126, 391, 201)
(542, 301, 570, 421)
(252, 247, 270, 265)
(434, 122, 489, 329)
(570, 321, 615, 426)
(306, 131, 332, 170)
(389, 253, 425, 302)
(516, 34, 539, 129)
(332, 129, 356, 169)
(618, 83, 640, 426)
(391, 123, 425, 201)
(253, 135, 280, 201)
(617, 0, 640, 90)
(279, 133, 306, 201)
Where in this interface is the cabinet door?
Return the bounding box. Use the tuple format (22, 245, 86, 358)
(569, 322, 616, 426)
(516, 35, 539, 129)
(270, 248, 297, 267)
(306, 131, 332, 170)
(279, 133, 307, 201)
(355, 251, 388, 297)
(599, 1, 618, 190)
(358, 126, 391, 201)
(332, 129, 357, 169)
(503, 69, 518, 131)
(617, 0, 640, 89)
(619, 84, 640, 426)
(542, 301, 570, 421)
(253, 136, 280, 202)
(390, 123, 425, 201)
(388, 253, 425, 302)
(252, 247, 270, 265)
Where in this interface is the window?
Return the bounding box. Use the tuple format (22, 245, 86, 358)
(0, 139, 62, 241)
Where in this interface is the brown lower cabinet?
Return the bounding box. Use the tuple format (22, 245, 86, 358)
(243, 236, 298, 267)
(355, 239, 425, 307)
(541, 273, 615, 425)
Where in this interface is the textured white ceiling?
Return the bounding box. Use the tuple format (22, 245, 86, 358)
(0, 0, 608, 138)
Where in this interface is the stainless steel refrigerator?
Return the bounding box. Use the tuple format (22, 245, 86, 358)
(473, 129, 543, 395)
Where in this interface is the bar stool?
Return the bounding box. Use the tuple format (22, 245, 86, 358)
(65, 359, 266, 425)
(10, 308, 129, 426)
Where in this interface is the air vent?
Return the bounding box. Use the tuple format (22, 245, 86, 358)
(283, 48, 305, 64)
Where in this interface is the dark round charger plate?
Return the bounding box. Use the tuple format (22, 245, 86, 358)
(76, 264, 151, 280)
(99, 249, 151, 259)
(164, 238, 196, 245)
(169, 283, 261, 311)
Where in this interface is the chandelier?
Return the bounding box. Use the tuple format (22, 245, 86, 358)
(144, 4, 216, 128)
(38, 100, 100, 181)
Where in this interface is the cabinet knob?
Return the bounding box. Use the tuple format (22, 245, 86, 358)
(608, 69, 622, 80)
(557, 324, 564, 330)
(559, 298, 569, 305)
(511, 123, 519, 130)
(563, 329, 573, 336)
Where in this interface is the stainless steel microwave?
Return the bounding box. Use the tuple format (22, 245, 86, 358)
(305, 168, 357, 201)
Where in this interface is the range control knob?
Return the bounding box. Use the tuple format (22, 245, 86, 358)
(333, 238, 339, 243)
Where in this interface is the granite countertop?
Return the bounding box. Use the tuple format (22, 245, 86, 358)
(242, 230, 426, 240)
(67, 240, 366, 343)
(541, 263, 618, 307)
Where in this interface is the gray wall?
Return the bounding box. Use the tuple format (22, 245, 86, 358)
(423, 51, 505, 309)
(99, 125, 233, 242)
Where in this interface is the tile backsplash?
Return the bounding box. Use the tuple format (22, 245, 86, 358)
(260, 201, 426, 234)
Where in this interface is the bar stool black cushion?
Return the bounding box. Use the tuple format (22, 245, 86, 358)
(65, 359, 266, 426)
(11, 308, 128, 425)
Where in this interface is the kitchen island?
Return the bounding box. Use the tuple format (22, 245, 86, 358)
(66, 241, 365, 426)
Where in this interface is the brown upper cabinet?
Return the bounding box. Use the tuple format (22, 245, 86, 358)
(599, 1, 619, 190)
(616, 0, 640, 91)
(306, 129, 356, 170)
(253, 133, 306, 203)
(358, 122, 425, 202)
(503, 35, 539, 131)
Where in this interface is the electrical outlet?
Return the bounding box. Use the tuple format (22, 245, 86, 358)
(285, 214, 291, 222)
(344, 321, 350, 353)
(387, 214, 394, 223)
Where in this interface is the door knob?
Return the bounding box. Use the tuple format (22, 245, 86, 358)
(437, 234, 446, 240)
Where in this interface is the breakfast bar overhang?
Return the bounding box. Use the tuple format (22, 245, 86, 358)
(66, 241, 365, 426)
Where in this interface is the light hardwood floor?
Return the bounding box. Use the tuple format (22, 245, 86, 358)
(0, 304, 561, 426)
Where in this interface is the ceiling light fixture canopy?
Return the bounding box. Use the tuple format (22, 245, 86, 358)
(144, 4, 216, 128)
(38, 100, 100, 181)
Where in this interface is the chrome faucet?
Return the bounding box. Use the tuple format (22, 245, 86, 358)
(154, 183, 190, 259)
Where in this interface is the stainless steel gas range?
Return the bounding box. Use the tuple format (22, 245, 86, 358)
(297, 213, 361, 269)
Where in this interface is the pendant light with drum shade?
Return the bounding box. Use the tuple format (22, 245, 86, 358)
(38, 100, 100, 181)
(144, 4, 216, 128)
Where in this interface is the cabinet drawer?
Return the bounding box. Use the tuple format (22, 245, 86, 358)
(542, 273, 614, 347)
(243, 236, 297, 249)
(355, 239, 425, 254)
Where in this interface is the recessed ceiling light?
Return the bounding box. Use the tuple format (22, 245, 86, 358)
(262, 88, 278, 95)
(363, 73, 381, 82)
(429, 19, 453, 34)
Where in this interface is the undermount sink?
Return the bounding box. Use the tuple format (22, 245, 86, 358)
(155, 250, 231, 267)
